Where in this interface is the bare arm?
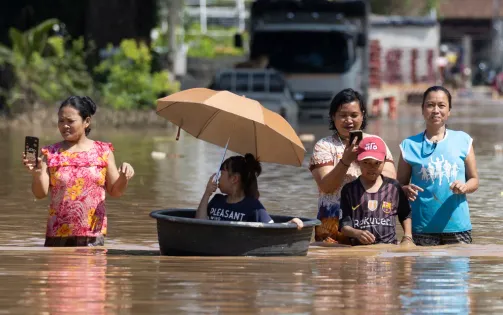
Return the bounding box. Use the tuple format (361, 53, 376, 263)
(311, 163, 350, 193)
(23, 153, 50, 199)
(341, 226, 375, 245)
(106, 151, 134, 197)
(311, 137, 359, 193)
(400, 218, 412, 237)
(397, 153, 424, 201)
(382, 160, 397, 179)
(399, 218, 414, 245)
(463, 145, 479, 193)
(196, 193, 211, 219)
(450, 144, 479, 194)
(396, 153, 412, 186)
(31, 157, 50, 199)
(196, 174, 217, 219)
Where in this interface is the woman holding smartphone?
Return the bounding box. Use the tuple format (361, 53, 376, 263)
(21, 96, 135, 247)
(309, 88, 397, 244)
(397, 86, 479, 246)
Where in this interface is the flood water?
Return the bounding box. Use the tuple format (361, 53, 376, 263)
(2, 101, 503, 314)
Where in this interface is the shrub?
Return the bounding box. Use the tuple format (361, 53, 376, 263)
(0, 19, 94, 111)
(95, 39, 179, 110)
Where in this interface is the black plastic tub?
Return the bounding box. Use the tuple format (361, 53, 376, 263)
(150, 209, 321, 256)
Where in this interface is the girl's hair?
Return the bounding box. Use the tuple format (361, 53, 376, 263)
(220, 153, 262, 199)
(59, 96, 97, 136)
(329, 88, 367, 132)
(422, 86, 452, 109)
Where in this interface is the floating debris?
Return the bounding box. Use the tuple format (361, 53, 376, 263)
(151, 151, 167, 160)
(299, 134, 315, 142)
(495, 144, 503, 155)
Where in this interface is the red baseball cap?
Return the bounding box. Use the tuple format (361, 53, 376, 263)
(357, 136, 387, 162)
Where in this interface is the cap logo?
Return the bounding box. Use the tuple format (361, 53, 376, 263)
(365, 142, 378, 151)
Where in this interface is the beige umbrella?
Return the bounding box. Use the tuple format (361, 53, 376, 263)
(156, 88, 305, 167)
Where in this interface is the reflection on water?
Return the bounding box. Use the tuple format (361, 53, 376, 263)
(3, 247, 503, 314)
(1, 102, 503, 313)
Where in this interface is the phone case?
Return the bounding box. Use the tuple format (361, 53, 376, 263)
(25, 136, 39, 167)
(349, 131, 363, 144)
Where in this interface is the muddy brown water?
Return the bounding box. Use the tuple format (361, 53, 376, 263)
(1, 103, 503, 314)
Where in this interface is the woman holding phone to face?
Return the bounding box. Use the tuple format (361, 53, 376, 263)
(397, 86, 479, 246)
(21, 96, 135, 247)
(309, 88, 397, 244)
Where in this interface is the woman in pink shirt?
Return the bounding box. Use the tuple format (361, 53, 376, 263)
(22, 96, 135, 246)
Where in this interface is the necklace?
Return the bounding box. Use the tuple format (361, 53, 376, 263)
(421, 127, 447, 156)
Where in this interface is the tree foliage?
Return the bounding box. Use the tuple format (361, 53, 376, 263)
(0, 19, 93, 111)
(95, 39, 179, 110)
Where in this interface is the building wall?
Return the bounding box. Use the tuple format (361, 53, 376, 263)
(369, 24, 440, 85)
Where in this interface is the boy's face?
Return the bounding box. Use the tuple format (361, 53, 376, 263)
(359, 159, 384, 181)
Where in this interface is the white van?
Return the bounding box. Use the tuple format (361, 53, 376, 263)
(209, 69, 299, 129)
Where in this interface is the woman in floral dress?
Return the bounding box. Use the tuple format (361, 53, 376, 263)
(22, 96, 135, 246)
(309, 89, 396, 244)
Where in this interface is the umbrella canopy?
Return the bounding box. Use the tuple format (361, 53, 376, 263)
(156, 88, 305, 166)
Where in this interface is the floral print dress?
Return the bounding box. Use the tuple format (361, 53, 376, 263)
(41, 141, 113, 241)
(309, 134, 394, 243)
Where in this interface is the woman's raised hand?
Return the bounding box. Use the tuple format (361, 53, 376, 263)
(22, 152, 42, 174)
(340, 136, 359, 166)
(402, 183, 424, 201)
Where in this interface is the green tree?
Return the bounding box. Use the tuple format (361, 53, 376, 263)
(95, 39, 180, 110)
(0, 19, 94, 112)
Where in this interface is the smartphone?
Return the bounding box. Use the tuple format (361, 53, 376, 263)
(24, 136, 39, 167)
(349, 130, 363, 145)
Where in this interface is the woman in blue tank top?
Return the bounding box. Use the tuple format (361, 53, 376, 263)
(397, 86, 479, 246)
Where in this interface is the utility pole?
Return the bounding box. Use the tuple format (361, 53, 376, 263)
(236, 0, 246, 33)
(167, 0, 182, 73)
(200, 0, 207, 34)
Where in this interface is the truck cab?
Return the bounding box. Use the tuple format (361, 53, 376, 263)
(209, 68, 299, 129)
(236, 0, 369, 119)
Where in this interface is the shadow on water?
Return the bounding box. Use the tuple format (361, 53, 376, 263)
(105, 249, 161, 256)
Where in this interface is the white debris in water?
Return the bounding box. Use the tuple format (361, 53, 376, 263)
(151, 151, 167, 160)
(299, 134, 315, 142)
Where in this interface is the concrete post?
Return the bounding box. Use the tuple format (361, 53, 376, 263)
(236, 0, 246, 33)
(492, 0, 503, 69)
(361, 0, 370, 107)
(200, 0, 207, 34)
(462, 34, 472, 88)
(167, 0, 180, 73)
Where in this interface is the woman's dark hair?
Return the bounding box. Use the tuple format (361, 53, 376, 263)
(59, 96, 97, 136)
(220, 153, 262, 199)
(422, 86, 452, 109)
(328, 88, 367, 132)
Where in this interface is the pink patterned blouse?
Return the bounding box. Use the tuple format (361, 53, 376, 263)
(41, 141, 113, 238)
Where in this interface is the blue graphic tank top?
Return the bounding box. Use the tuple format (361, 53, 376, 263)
(400, 129, 472, 233)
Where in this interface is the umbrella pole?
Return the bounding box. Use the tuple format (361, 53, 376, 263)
(214, 137, 230, 185)
(176, 119, 184, 141)
(176, 126, 181, 141)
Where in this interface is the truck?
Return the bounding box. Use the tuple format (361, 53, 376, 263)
(234, 0, 371, 120)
